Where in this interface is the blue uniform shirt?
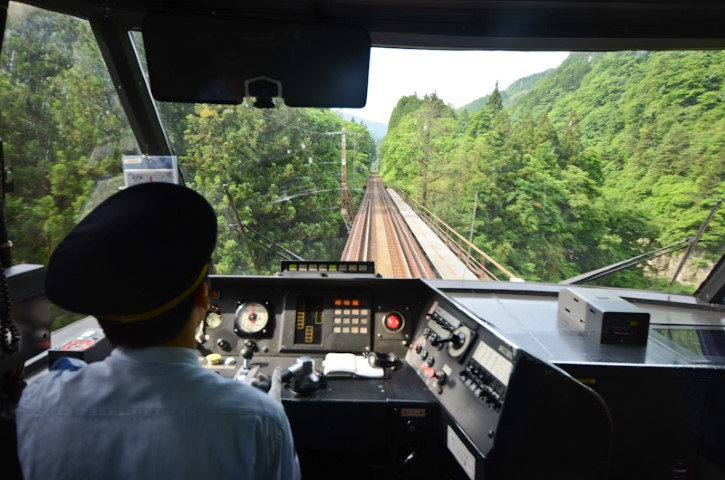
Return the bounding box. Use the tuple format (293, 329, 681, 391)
(16, 346, 301, 480)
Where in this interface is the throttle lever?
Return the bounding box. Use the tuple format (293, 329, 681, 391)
(430, 332, 465, 348)
(280, 356, 324, 396)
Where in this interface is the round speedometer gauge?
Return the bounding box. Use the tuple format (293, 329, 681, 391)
(205, 308, 223, 329)
(234, 302, 270, 334)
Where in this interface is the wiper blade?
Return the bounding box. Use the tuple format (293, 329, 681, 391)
(671, 200, 721, 286)
(560, 240, 689, 285)
(562, 199, 722, 287)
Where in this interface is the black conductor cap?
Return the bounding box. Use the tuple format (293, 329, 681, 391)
(45, 182, 217, 322)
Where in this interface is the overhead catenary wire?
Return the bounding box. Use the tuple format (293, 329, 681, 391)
(255, 108, 344, 137)
(223, 184, 304, 265)
(252, 108, 359, 235)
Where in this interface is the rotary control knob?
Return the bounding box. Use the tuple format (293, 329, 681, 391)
(216, 339, 231, 352)
(240, 339, 256, 360)
(448, 325, 473, 359)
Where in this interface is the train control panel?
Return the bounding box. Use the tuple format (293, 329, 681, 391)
(182, 271, 615, 479)
(405, 293, 611, 479)
(29, 268, 725, 480)
(197, 273, 422, 361)
(192, 272, 444, 479)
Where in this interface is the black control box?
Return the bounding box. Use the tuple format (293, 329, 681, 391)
(558, 287, 650, 345)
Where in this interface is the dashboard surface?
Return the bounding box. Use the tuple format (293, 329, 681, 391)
(37, 274, 725, 480)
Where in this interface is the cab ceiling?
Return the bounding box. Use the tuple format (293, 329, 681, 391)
(22, 0, 725, 50)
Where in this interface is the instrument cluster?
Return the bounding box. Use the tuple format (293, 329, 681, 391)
(197, 275, 422, 360)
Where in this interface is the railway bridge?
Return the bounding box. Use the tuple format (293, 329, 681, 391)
(341, 175, 518, 281)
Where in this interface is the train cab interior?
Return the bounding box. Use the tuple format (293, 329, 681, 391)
(1, 0, 725, 479)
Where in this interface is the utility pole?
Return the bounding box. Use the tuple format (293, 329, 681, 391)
(468, 192, 479, 246)
(340, 128, 353, 232)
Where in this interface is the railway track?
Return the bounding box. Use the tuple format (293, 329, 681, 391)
(341, 175, 437, 279)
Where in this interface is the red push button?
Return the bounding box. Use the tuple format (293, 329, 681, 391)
(386, 314, 401, 330)
(383, 312, 404, 332)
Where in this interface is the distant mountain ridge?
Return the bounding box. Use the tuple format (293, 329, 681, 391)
(458, 70, 553, 113)
(338, 68, 552, 140)
(337, 113, 388, 141)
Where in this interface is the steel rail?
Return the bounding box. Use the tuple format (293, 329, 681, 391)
(381, 185, 436, 279)
(342, 175, 436, 279)
(377, 180, 410, 277)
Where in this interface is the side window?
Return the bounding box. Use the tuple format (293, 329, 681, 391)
(0, 2, 139, 328)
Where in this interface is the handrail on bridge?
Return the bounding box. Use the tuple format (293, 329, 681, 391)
(395, 189, 520, 282)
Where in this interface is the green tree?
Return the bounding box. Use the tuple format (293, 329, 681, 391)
(183, 103, 371, 274)
(487, 82, 503, 115)
(1, 5, 133, 265)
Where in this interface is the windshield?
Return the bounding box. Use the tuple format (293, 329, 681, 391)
(1, 3, 723, 319)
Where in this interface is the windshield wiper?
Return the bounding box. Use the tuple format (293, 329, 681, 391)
(560, 240, 689, 285)
(562, 200, 721, 286)
(670, 200, 721, 286)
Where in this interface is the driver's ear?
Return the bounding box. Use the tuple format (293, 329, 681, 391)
(194, 282, 210, 309)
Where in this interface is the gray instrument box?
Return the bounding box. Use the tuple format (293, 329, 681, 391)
(558, 287, 650, 345)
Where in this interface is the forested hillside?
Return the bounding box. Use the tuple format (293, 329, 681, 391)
(0, 5, 374, 294)
(380, 51, 724, 289)
(458, 71, 551, 113)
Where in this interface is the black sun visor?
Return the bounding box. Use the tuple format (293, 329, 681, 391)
(142, 13, 371, 108)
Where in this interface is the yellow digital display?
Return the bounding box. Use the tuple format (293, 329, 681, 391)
(294, 296, 324, 345)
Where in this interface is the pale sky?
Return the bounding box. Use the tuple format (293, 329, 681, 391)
(339, 48, 570, 125)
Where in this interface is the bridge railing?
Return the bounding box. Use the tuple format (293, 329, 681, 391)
(395, 189, 520, 282)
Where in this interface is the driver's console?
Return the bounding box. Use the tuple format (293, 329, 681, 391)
(30, 269, 725, 480)
(198, 274, 443, 479)
(186, 272, 611, 479)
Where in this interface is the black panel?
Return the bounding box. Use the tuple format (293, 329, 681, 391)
(22, 0, 725, 51)
(406, 293, 612, 479)
(142, 13, 371, 107)
(489, 352, 611, 479)
(0, 265, 51, 374)
(562, 363, 725, 479)
(280, 291, 372, 353)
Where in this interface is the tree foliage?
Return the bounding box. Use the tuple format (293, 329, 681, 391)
(182, 104, 372, 274)
(0, 5, 136, 266)
(380, 51, 724, 289)
(0, 5, 375, 329)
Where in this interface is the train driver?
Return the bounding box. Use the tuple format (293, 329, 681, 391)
(16, 182, 301, 480)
